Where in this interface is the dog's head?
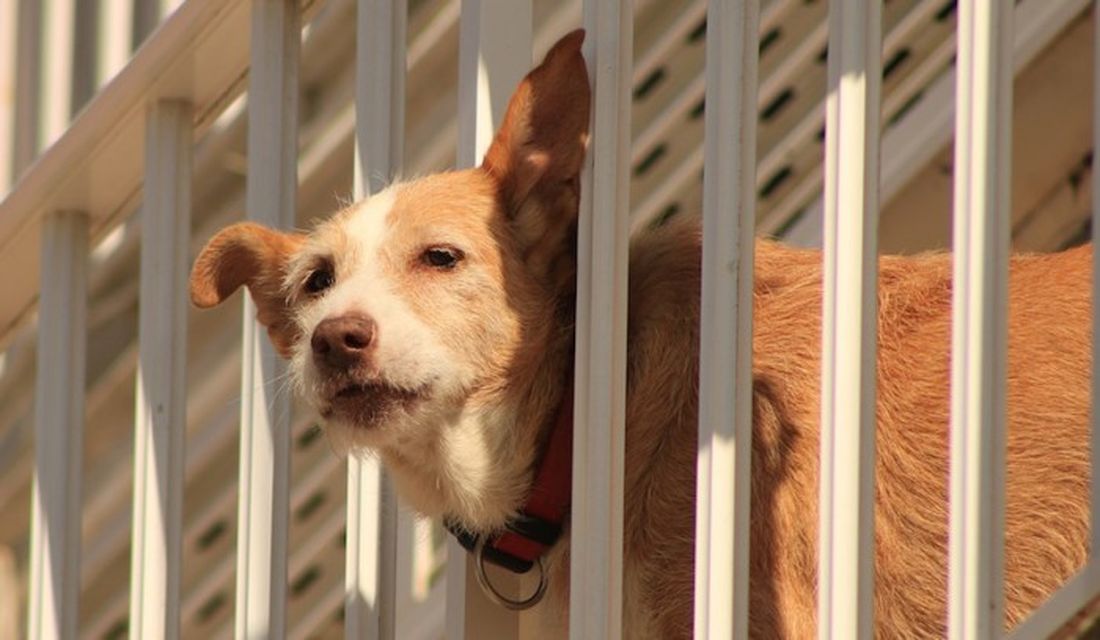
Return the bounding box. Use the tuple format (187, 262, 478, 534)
(190, 31, 589, 456)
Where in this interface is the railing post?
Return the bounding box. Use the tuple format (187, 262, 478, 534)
(129, 99, 192, 640)
(96, 0, 136, 86)
(818, 1, 881, 638)
(134, 0, 169, 46)
(1092, 0, 1100, 585)
(0, 0, 16, 191)
(344, 0, 404, 638)
(39, 0, 76, 149)
(27, 210, 88, 640)
(13, 0, 41, 176)
(949, 1, 1012, 638)
(694, 1, 759, 639)
(455, 0, 532, 167)
(445, 1, 531, 638)
(236, 1, 299, 638)
(571, 1, 631, 638)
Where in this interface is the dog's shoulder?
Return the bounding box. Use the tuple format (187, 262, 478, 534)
(627, 217, 703, 332)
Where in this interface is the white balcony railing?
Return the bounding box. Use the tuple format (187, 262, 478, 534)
(1, 0, 1099, 638)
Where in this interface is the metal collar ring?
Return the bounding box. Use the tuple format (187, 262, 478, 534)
(473, 537, 549, 611)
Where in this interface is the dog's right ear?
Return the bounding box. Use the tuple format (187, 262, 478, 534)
(481, 30, 590, 285)
(190, 222, 305, 357)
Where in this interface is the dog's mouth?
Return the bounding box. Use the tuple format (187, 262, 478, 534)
(320, 379, 426, 427)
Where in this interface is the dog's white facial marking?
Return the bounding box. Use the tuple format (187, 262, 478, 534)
(287, 186, 473, 448)
(274, 169, 561, 529)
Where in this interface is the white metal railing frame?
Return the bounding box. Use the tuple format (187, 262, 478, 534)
(810, 1, 1100, 638)
(784, 0, 1089, 247)
(27, 209, 87, 640)
(817, 0, 880, 637)
(948, 2, 1012, 636)
(129, 98, 191, 639)
(346, 0, 404, 637)
(236, 1, 300, 636)
(1005, 2, 1100, 638)
(0, 1, 543, 636)
(0, 0, 301, 347)
(570, 2, 632, 638)
(13, 3, 497, 627)
(692, 0, 758, 638)
(0, 0, 320, 636)
(0, 0, 16, 193)
(4, 0, 1100, 638)
(447, 1, 532, 637)
(633, 0, 1091, 245)
(1, 0, 186, 195)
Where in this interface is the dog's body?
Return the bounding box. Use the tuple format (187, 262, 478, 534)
(618, 224, 1091, 637)
(190, 31, 1091, 638)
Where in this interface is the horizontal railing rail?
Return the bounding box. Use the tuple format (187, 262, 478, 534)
(0, 0, 324, 349)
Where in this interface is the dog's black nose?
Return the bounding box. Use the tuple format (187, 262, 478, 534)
(311, 314, 376, 370)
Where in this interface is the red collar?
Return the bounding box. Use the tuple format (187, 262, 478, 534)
(445, 383, 573, 573)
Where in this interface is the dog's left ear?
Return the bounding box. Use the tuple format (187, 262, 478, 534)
(190, 222, 305, 357)
(481, 29, 590, 274)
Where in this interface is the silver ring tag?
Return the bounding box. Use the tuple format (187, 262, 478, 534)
(473, 537, 549, 611)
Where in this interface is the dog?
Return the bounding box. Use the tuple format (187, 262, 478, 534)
(189, 30, 1092, 638)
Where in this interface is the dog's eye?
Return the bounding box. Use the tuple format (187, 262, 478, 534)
(422, 247, 462, 270)
(304, 268, 335, 294)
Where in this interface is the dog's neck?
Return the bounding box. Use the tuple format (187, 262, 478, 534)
(380, 333, 572, 534)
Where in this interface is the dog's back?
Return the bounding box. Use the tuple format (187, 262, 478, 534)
(622, 220, 1091, 637)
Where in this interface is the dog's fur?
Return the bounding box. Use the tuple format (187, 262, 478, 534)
(189, 31, 1092, 637)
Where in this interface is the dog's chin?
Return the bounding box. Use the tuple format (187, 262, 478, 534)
(317, 380, 427, 431)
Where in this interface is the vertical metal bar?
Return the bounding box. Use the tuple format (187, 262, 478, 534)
(39, 0, 76, 148)
(236, 1, 298, 638)
(446, 1, 531, 638)
(1092, 0, 1100, 582)
(97, 0, 136, 86)
(13, 0, 41, 176)
(0, 547, 16, 640)
(27, 210, 88, 640)
(949, 1, 1012, 638)
(133, 0, 161, 49)
(571, 1, 631, 638)
(70, 0, 97, 113)
(0, 0, 16, 191)
(345, 462, 397, 640)
(455, 0, 532, 167)
(693, 1, 759, 639)
(818, 1, 881, 639)
(344, 0, 404, 638)
(129, 99, 191, 640)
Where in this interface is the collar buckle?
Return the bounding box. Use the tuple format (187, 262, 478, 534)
(444, 513, 563, 575)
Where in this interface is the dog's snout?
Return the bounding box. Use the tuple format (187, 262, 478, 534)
(311, 315, 376, 370)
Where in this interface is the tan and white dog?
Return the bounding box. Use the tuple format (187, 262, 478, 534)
(190, 30, 1092, 638)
